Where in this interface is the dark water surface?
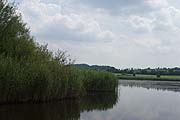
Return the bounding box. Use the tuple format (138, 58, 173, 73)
(1, 80, 180, 120)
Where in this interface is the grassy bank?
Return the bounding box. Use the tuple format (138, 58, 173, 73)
(0, 0, 118, 103)
(116, 74, 180, 81)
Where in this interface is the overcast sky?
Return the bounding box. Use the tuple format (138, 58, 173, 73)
(15, 0, 180, 68)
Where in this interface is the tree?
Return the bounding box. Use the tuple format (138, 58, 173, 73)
(55, 50, 75, 65)
(0, 0, 36, 58)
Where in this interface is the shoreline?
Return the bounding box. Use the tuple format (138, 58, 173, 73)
(118, 77, 180, 82)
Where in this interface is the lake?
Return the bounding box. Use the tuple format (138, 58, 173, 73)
(1, 80, 180, 120)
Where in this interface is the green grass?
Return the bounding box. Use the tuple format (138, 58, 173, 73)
(116, 73, 180, 81)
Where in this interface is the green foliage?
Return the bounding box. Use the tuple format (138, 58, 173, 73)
(157, 74, 161, 78)
(133, 73, 136, 76)
(0, 0, 36, 58)
(0, 0, 118, 103)
(0, 53, 117, 103)
(79, 69, 118, 91)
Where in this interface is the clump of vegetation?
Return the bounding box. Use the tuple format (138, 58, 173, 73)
(133, 73, 136, 77)
(0, 0, 117, 103)
(157, 74, 161, 78)
(79, 69, 118, 92)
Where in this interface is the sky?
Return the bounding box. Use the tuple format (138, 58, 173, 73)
(14, 0, 180, 68)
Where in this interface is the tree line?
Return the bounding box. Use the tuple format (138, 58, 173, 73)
(119, 67, 180, 76)
(74, 64, 180, 76)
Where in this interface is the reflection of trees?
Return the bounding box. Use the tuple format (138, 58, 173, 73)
(0, 100, 80, 120)
(80, 90, 118, 112)
(0, 89, 118, 120)
(119, 80, 180, 92)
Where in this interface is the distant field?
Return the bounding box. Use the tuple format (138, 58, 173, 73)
(116, 73, 180, 81)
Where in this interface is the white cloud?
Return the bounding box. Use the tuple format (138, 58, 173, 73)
(128, 15, 154, 33)
(133, 38, 161, 48)
(19, 0, 115, 43)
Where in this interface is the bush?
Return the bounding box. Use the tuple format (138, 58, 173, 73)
(133, 73, 136, 76)
(157, 74, 161, 78)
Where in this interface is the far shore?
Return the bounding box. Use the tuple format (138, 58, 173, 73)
(117, 74, 180, 82)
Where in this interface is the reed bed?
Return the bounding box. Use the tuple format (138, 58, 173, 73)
(0, 55, 117, 103)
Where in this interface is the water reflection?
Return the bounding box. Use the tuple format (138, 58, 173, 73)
(0, 91, 118, 120)
(1, 81, 180, 120)
(81, 82, 180, 120)
(81, 92, 118, 112)
(119, 80, 180, 92)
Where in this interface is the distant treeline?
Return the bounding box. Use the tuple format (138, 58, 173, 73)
(74, 64, 180, 76)
(119, 67, 180, 76)
(73, 64, 180, 75)
(0, 0, 117, 103)
(74, 64, 120, 73)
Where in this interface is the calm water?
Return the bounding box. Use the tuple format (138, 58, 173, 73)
(1, 80, 180, 120)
